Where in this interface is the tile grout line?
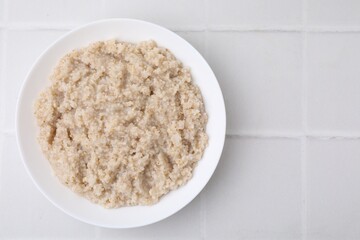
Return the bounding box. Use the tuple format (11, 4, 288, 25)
(3, 22, 207, 32)
(0, 0, 8, 195)
(228, 133, 360, 140)
(4, 22, 77, 31)
(0, 0, 6, 191)
(306, 134, 360, 140)
(307, 26, 360, 32)
(0, 30, 5, 191)
(301, 0, 308, 238)
(209, 25, 360, 32)
(200, 190, 207, 240)
(0, 134, 4, 196)
(227, 132, 303, 139)
(300, 136, 308, 240)
(0, 29, 8, 136)
(3, 0, 8, 22)
(209, 25, 304, 32)
(200, 0, 209, 239)
(3, 22, 360, 33)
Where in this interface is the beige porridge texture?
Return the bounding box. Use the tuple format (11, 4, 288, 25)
(34, 40, 208, 208)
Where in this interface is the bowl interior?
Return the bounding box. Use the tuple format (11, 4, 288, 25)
(16, 19, 226, 228)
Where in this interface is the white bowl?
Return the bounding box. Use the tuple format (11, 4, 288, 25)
(16, 18, 226, 228)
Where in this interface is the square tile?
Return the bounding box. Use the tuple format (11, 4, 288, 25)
(8, 0, 104, 24)
(207, 32, 302, 134)
(205, 138, 302, 239)
(98, 195, 202, 239)
(175, 31, 206, 58)
(1, 30, 67, 130)
(307, 33, 360, 133)
(208, 0, 302, 27)
(307, 139, 360, 239)
(0, 134, 97, 239)
(102, 0, 206, 29)
(308, 0, 360, 26)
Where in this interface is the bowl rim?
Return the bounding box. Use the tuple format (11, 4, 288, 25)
(16, 18, 226, 228)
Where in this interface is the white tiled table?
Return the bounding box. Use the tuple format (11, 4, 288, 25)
(1, 0, 360, 239)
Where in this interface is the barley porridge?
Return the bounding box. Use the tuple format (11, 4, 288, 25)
(34, 40, 208, 208)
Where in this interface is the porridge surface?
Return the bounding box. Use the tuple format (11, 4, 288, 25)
(34, 40, 208, 208)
